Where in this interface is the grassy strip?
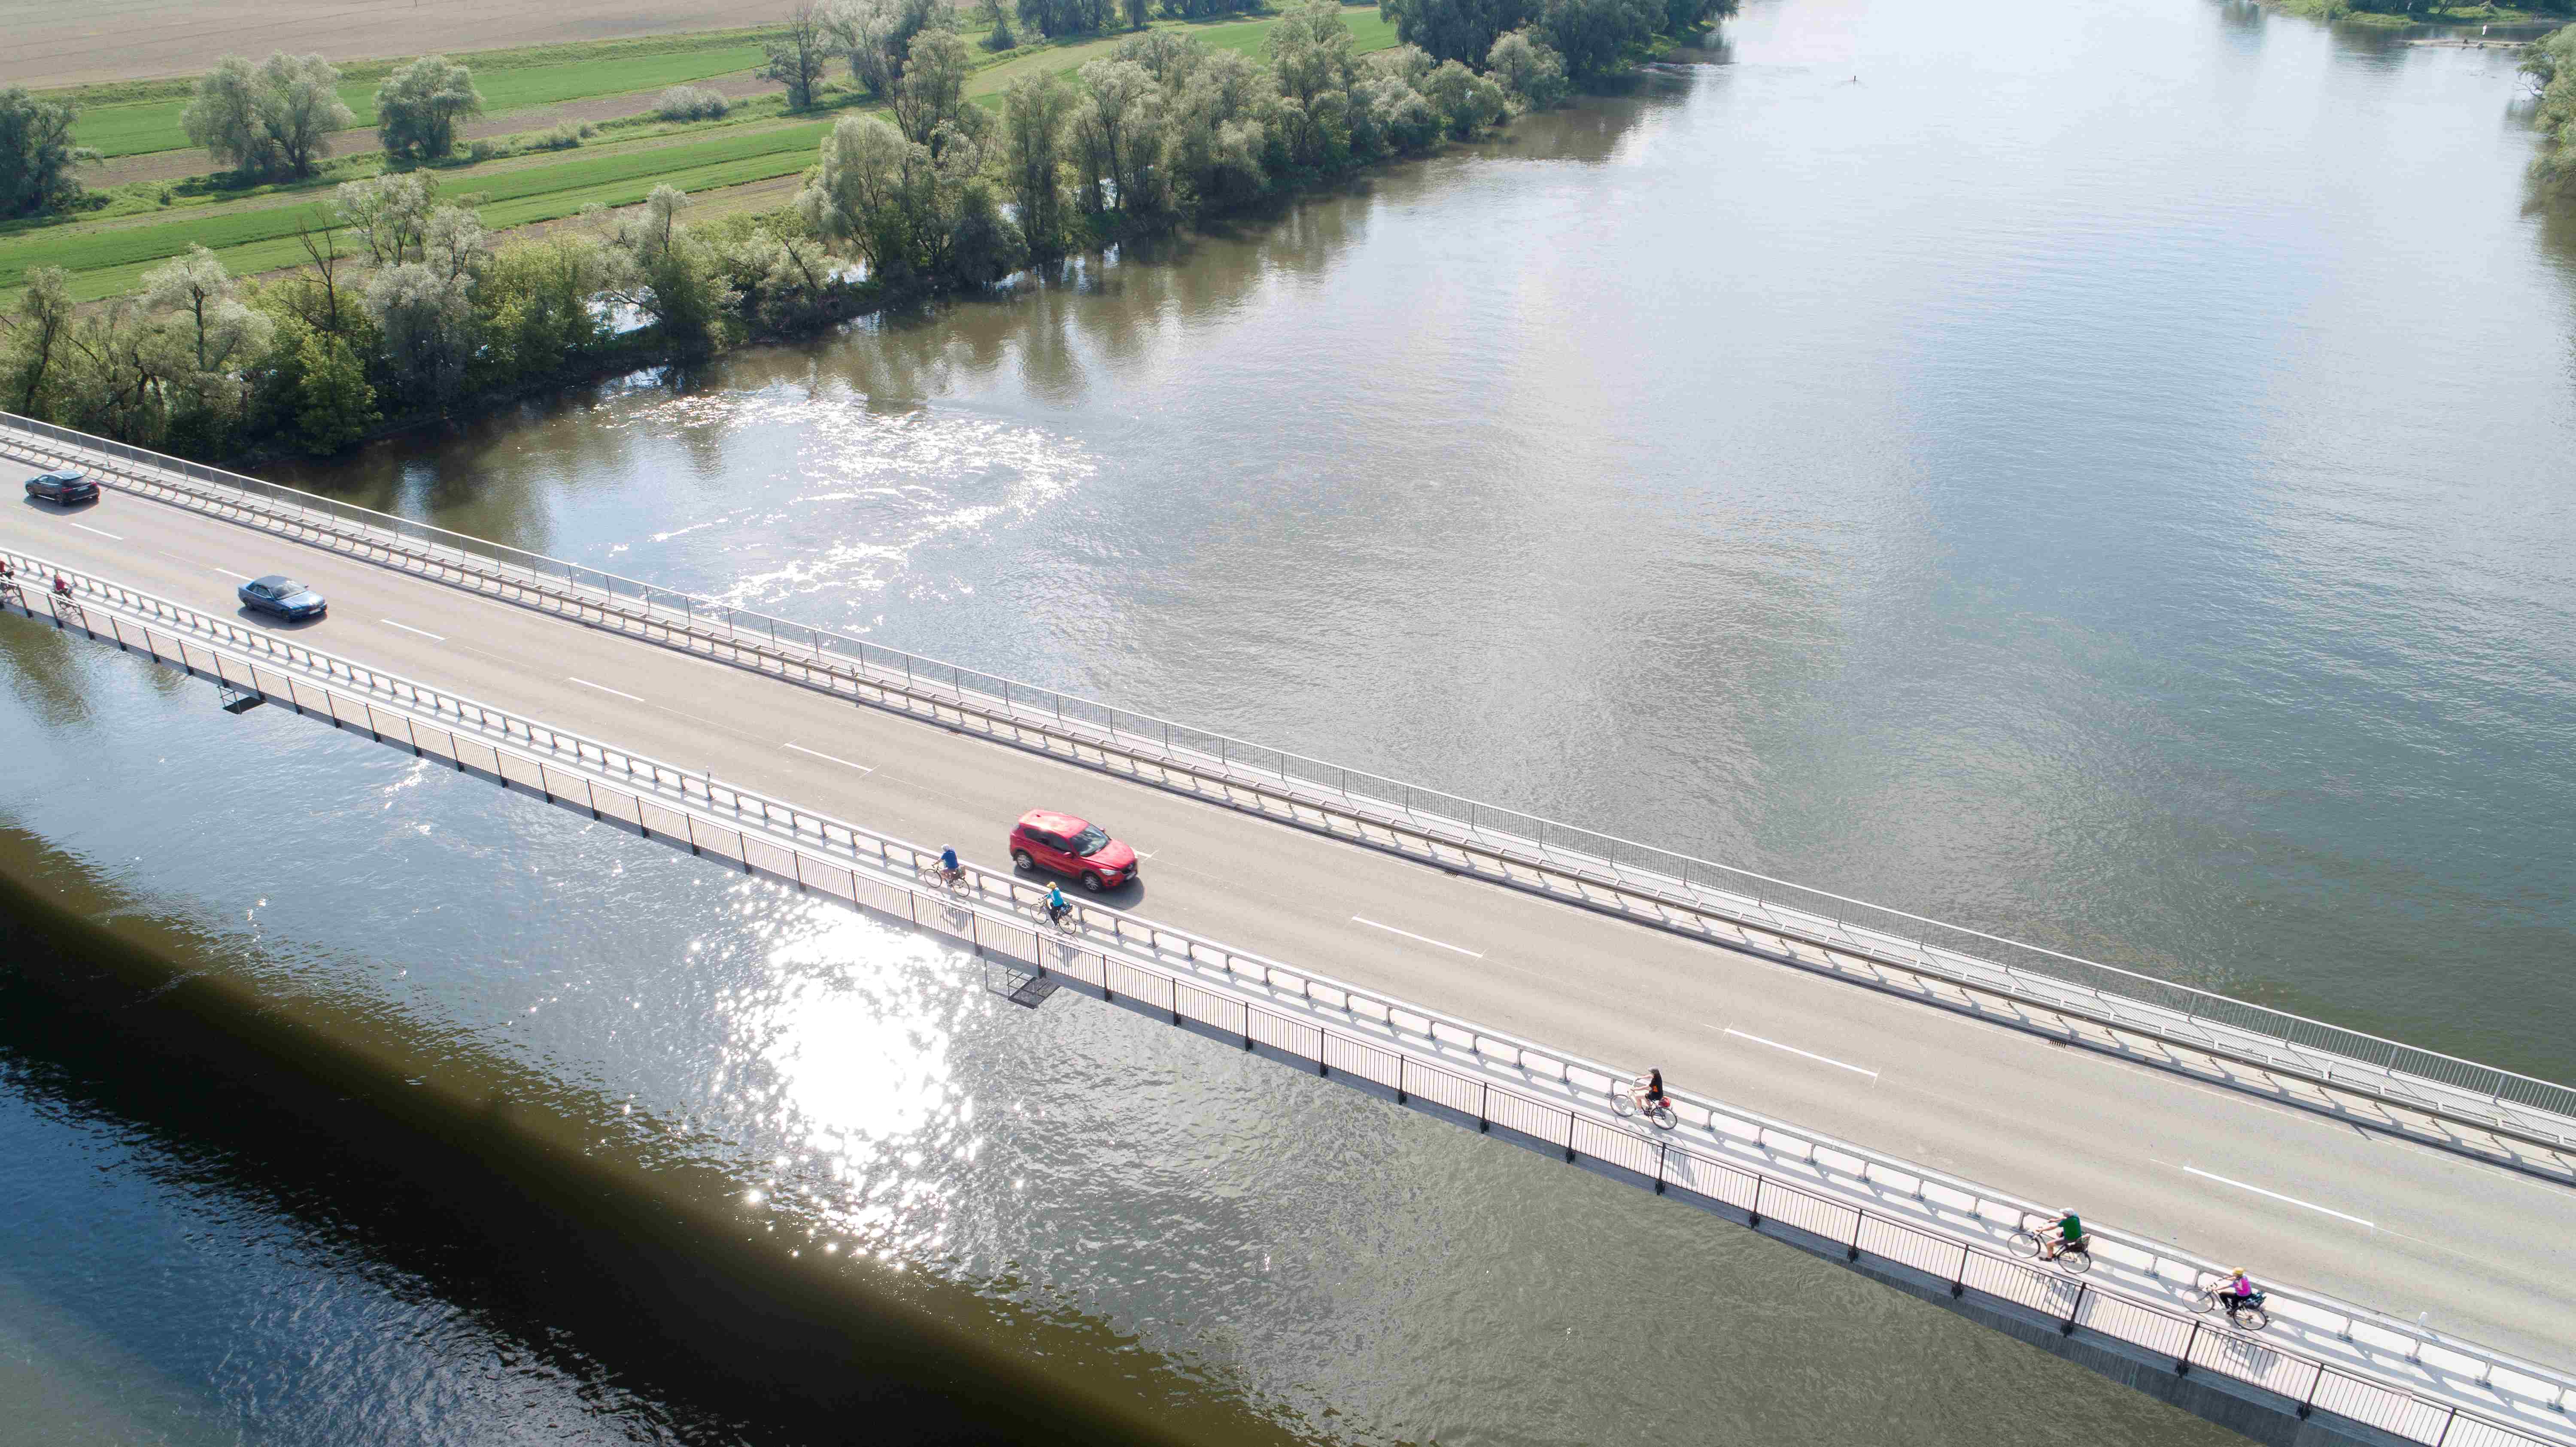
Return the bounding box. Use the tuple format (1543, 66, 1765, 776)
(12, 7, 1396, 302)
(73, 46, 771, 160)
(2272, 0, 2568, 21)
(4, 121, 838, 295)
(42, 26, 790, 110)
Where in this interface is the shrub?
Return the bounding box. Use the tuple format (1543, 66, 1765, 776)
(655, 84, 732, 121)
(467, 137, 503, 161)
(536, 122, 588, 150)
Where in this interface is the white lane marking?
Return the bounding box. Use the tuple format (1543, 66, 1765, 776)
(785, 742, 874, 774)
(1135, 850, 1157, 859)
(70, 522, 123, 540)
(1350, 916, 1483, 958)
(567, 676, 644, 703)
(1723, 1027, 1881, 1080)
(379, 619, 446, 643)
(2178, 1164, 2376, 1229)
(211, 567, 252, 580)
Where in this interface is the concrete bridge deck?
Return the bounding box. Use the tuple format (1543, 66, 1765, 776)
(2, 433, 2570, 1421)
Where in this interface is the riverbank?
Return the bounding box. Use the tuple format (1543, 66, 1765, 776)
(2271, 0, 2568, 27)
(0, 812, 1310, 1447)
(1, 2, 1674, 468)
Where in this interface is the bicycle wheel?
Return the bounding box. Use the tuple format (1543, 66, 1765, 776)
(2010, 1229, 2044, 1259)
(2191, 1289, 2221, 1317)
(2060, 1246, 2093, 1275)
(1611, 1090, 1638, 1119)
(2231, 1305, 2269, 1332)
(1647, 1102, 1677, 1130)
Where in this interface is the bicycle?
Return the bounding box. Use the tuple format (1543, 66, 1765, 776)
(1611, 1075, 1677, 1130)
(2192, 1279, 2269, 1332)
(934, 863, 967, 890)
(2010, 1214, 2093, 1274)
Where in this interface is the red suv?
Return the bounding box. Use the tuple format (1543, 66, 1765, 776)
(1009, 810, 1138, 892)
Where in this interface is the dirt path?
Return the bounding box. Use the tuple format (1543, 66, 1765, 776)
(1, 0, 805, 90)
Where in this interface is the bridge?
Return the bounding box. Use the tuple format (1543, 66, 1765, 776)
(4, 414, 2573, 1447)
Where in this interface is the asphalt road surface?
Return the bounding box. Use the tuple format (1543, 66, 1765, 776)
(4, 485, 2568, 1371)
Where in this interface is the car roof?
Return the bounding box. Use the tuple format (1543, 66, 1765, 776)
(36, 470, 84, 482)
(252, 574, 296, 588)
(1017, 810, 1090, 834)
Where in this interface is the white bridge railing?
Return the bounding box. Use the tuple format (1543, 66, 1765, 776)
(5, 546, 2571, 1447)
(4, 414, 2571, 1169)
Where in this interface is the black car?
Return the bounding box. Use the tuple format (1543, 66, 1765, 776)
(24, 470, 97, 504)
(238, 574, 327, 621)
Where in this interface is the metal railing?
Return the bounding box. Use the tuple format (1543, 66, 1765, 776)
(8, 546, 2572, 1447)
(6, 413, 2574, 1151)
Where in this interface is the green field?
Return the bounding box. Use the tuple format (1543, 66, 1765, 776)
(5, 121, 842, 297)
(73, 46, 770, 159)
(9, 7, 1400, 302)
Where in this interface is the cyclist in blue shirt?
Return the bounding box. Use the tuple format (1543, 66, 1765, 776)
(1046, 884, 1071, 923)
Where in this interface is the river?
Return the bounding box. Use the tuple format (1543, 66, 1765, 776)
(4, 0, 2570, 1440)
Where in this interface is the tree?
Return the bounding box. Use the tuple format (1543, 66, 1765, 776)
(1001, 73, 1077, 257)
(593, 186, 737, 356)
(1071, 59, 1163, 215)
(182, 56, 272, 174)
(1420, 58, 1505, 137)
(1537, 0, 1655, 85)
(377, 55, 484, 162)
(292, 329, 379, 452)
(1269, 2, 1360, 169)
(1121, 0, 1150, 28)
(423, 204, 492, 284)
(1015, 0, 1111, 40)
(141, 244, 273, 376)
(0, 267, 78, 415)
(181, 53, 351, 178)
(1485, 27, 1567, 110)
(480, 231, 620, 378)
(891, 28, 974, 146)
(799, 115, 937, 279)
(763, 3, 834, 110)
(363, 263, 478, 403)
(257, 53, 354, 177)
(336, 173, 436, 265)
(829, 0, 951, 95)
(1377, 0, 1531, 67)
(0, 88, 97, 218)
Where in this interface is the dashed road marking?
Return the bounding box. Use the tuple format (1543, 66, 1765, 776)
(1351, 916, 1483, 958)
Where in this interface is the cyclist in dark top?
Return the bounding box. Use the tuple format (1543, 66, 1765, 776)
(1644, 1068, 1666, 1105)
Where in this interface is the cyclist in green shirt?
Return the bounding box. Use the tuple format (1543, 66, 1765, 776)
(2044, 1209, 2089, 1259)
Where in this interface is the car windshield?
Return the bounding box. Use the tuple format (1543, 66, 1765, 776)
(274, 582, 307, 596)
(1070, 826, 1111, 856)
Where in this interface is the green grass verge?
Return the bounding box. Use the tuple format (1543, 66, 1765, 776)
(9, 6, 1397, 302)
(73, 46, 770, 160)
(6, 121, 839, 297)
(43, 26, 788, 110)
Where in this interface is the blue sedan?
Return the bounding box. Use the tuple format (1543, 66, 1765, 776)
(238, 574, 327, 621)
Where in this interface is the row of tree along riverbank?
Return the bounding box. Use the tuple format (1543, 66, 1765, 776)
(0, 0, 1725, 467)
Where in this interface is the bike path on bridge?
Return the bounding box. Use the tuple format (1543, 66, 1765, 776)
(4, 488, 2568, 1371)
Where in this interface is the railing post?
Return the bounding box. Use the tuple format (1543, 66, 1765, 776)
(1951, 1242, 1969, 1298)
(2062, 1283, 2085, 1336)
(2177, 1321, 2200, 1375)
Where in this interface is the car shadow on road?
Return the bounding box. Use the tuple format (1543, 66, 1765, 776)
(235, 605, 325, 631)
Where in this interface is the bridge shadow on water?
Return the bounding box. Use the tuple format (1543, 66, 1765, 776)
(0, 824, 1311, 1447)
